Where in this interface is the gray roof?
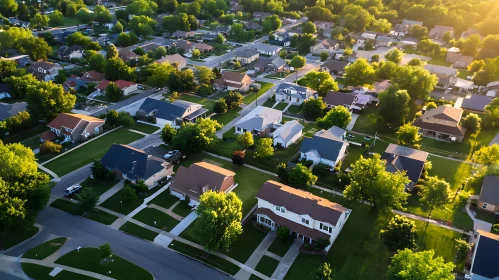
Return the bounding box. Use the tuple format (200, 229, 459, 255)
(101, 144, 166, 181)
(323, 91, 357, 107)
(461, 94, 493, 112)
(424, 64, 458, 76)
(0, 102, 27, 121)
(321, 59, 350, 71)
(299, 126, 347, 161)
(472, 231, 499, 278)
(275, 82, 314, 100)
(402, 19, 423, 26)
(236, 48, 259, 58)
(381, 144, 429, 185)
(253, 43, 281, 53)
(138, 98, 206, 121)
(235, 105, 282, 132)
(254, 55, 286, 69)
(376, 36, 392, 42)
(479, 175, 499, 205)
(273, 120, 304, 143)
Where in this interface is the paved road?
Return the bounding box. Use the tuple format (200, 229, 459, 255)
(0, 271, 23, 280)
(5, 208, 230, 280)
(90, 88, 164, 116)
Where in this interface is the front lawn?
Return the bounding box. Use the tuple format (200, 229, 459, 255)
(274, 102, 288, 111)
(99, 185, 162, 215)
(133, 208, 180, 231)
(286, 105, 301, 115)
(129, 122, 159, 134)
(4, 124, 47, 145)
(55, 248, 153, 280)
(50, 199, 118, 225)
(428, 55, 452, 67)
(262, 99, 275, 108)
(211, 107, 242, 125)
(267, 237, 293, 257)
(21, 135, 43, 150)
(171, 201, 193, 217)
(23, 237, 67, 260)
(80, 177, 117, 197)
(250, 255, 280, 278)
(119, 222, 159, 241)
(148, 190, 179, 209)
(22, 263, 96, 280)
(226, 222, 268, 263)
(43, 128, 143, 176)
(243, 81, 274, 104)
(2, 225, 39, 251)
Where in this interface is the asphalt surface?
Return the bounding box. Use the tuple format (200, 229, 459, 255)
(0, 271, 22, 280)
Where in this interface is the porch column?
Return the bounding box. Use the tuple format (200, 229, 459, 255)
(309, 238, 312, 244)
(302, 235, 305, 243)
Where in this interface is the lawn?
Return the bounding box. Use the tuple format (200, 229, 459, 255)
(211, 107, 242, 125)
(129, 122, 159, 134)
(250, 256, 279, 278)
(179, 94, 216, 114)
(262, 99, 275, 108)
(172, 201, 193, 217)
(243, 81, 274, 104)
(2, 225, 39, 251)
(133, 208, 180, 231)
(267, 238, 293, 257)
(43, 128, 143, 176)
(80, 177, 117, 197)
(428, 55, 452, 67)
(341, 145, 365, 171)
(274, 102, 288, 111)
(286, 105, 301, 115)
(4, 124, 47, 145)
(50, 199, 118, 225)
(226, 222, 268, 263)
(61, 17, 81, 27)
(55, 248, 153, 280)
(210, 91, 228, 100)
(458, 69, 472, 79)
(21, 135, 43, 150)
(100, 185, 162, 215)
(148, 190, 179, 209)
(23, 237, 67, 260)
(119, 222, 159, 241)
(22, 263, 96, 280)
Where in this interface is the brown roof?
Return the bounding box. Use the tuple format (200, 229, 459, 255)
(156, 54, 187, 67)
(256, 181, 349, 226)
(175, 40, 192, 51)
(221, 71, 249, 83)
(373, 80, 391, 93)
(194, 42, 214, 51)
(47, 113, 104, 131)
(96, 79, 135, 90)
(412, 117, 466, 136)
(118, 48, 138, 60)
(31, 60, 61, 71)
(170, 162, 236, 200)
(40, 130, 57, 141)
(422, 105, 463, 122)
(81, 70, 104, 82)
(256, 208, 330, 240)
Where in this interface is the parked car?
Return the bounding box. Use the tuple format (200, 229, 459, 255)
(164, 150, 180, 160)
(164, 150, 184, 163)
(64, 184, 82, 197)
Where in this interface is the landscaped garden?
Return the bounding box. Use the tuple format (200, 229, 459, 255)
(23, 237, 67, 260)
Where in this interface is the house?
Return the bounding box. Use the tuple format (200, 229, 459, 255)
(0, 83, 12, 99)
(118, 48, 139, 62)
(234, 105, 282, 135)
(274, 82, 316, 104)
(57, 45, 84, 61)
(230, 3, 244, 12)
(1, 55, 32, 67)
(29, 61, 63, 81)
(424, 64, 458, 89)
(269, 32, 291, 47)
(321, 59, 350, 75)
(375, 36, 393, 47)
(140, 42, 162, 53)
(446, 47, 474, 68)
(213, 71, 252, 92)
(254, 55, 287, 73)
(412, 105, 466, 142)
(0, 102, 27, 121)
(381, 144, 429, 191)
(372, 80, 392, 95)
(477, 175, 499, 213)
(310, 39, 339, 55)
(172, 30, 196, 39)
(461, 27, 481, 39)
(101, 144, 173, 187)
(253, 12, 272, 21)
(175, 40, 194, 53)
(314, 21, 334, 30)
(62, 77, 85, 91)
(170, 162, 236, 205)
(136, 98, 207, 127)
(234, 48, 260, 64)
(202, 34, 221, 42)
(469, 230, 499, 279)
(402, 19, 423, 27)
(429, 25, 454, 40)
(213, 26, 231, 35)
(461, 94, 493, 113)
(323, 91, 357, 110)
(392, 24, 410, 37)
(80, 70, 105, 83)
(193, 42, 214, 53)
(273, 120, 303, 148)
(253, 43, 282, 56)
(255, 180, 351, 252)
(298, 126, 349, 168)
(40, 113, 105, 143)
(244, 21, 262, 31)
(96, 80, 138, 96)
(156, 53, 187, 69)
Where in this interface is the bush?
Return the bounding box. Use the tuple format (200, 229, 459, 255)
(39, 141, 62, 154)
(276, 163, 289, 183)
(134, 180, 148, 194)
(277, 227, 290, 240)
(312, 164, 330, 176)
(121, 186, 137, 204)
(232, 150, 245, 165)
(105, 171, 116, 182)
(315, 238, 331, 250)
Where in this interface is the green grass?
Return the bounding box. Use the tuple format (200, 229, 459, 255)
(172, 201, 193, 217)
(119, 222, 159, 241)
(428, 55, 452, 67)
(61, 17, 81, 27)
(458, 69, 472, 79)
(274, 102, 288, 111)
(212, 107, 242, 125)
(21, 135, 42, 150)
(43, 128, 143, 176)
(251, 255, 279, 278)
(80, 177, 117, 197)
(2, 225, 39, 251)
(129, 122, 159, 134)
(243, 82, 274, 104)
(133, 208, 180, 231)
(50, 199, 118, 225)
(179, 94, 216, 115)
(474, 208, 499, 224)
(267, 238, 293, 257)
(23, 237, 67, 260)
(55, 248, 153, 280)
(226, 222, 268, 263)
(148, 190, 179, 209)
(286, 105, 301, 115)
(262, 99, 276, 108)
(341, 145, 365, 171)
(3, 124, 47, 145)
(100, 185, 162, 215)
(22, 263, 96, 280)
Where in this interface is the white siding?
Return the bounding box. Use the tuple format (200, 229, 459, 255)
(144, 167, 169, 188)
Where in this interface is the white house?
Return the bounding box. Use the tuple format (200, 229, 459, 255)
(29, 61, 63, 81)
(136, 98, 208, 128)
(253, 43, 282, 56)
(298, 126, 349, 168)
(234, 106, 282, 135)
(273, 120, 303, 148)
(256, 180, 351, 252)
(274, 82, 316, 105)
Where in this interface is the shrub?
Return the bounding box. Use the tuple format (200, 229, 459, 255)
(105, 171, 116, 182)
(232, 150, 245, 165)
(277, 227, 290, 240)
(312, 164, 330, 176)
(39, 141, 62, 154)
(121, 186, 137, 204)
(316, 238, 331, 250)
(276, 163, 289, 183)
(134, 180, 148, 194)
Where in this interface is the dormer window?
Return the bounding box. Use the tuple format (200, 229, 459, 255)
(301, 218, 309, 225)
(320, 223, 333, 233)
(275, 206, 286, 213)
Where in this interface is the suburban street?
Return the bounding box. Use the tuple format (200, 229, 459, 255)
(90, 88, 164, 116)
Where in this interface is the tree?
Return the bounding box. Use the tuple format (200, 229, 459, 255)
(376, 61, 399, 80)
(161, 124, 177, 144)
(344, 154, 410, 212)
(396, 124, 421, 148)
(94, 5, 112, 24)
(306, 6, 334, 22)
(238, 132, 254, 148)
(385, 49, 403, 64)
(232, 150, 245, 165)
(146, 62, 175, 88)
(302, 21, 317, 34)
(391, 65, 438, 100)
(380, 215, 417, 251)
(106, 44, 119, 59)
(76, 8, 93, 24)
(388, 249, 455, 280)
(172, 118, 221, 154)
(154, 46, 167, 59)
(442, 31, 453, 43)
(277, 226, 290, 240)
(105, 82, 124, 102)
(276, 163, 289, 183)
(39, 141, 62, 154)
(198, 84, 214, 97)
(121, 186, 138, 204)
(26, 81, 76, 121)
(214, 98, 228, 114)
(128, 15, 157, 36)
(371, 18, 392, 33)
(409, 25, 428, 39)
(88, 53, 106, 72)
(49, 10, 64, 27)
(16, 37, 53, 61)
(195, 66, 215, 85)
(0, 0, 17, 17)
(309, 263, 333, 280)
(105, 58, 134, 81)
(193, 191, 243, 251)
(317, 106, 352, 129)
(302, 98, 326, 120)
(4, 74, 38, 99)
(215, 34, 225, 44)
(290, 56, 306, 81)
(112, 21, 124, 34)
(117, 112, 135, 127)
(225, 91, 243, 109)
(297, 71, 338, 94)
(458, 34, 481, 56)
(462, 113, 481, 132)
(262, 15, 282, 33)
(91, 160, 108, 180)
(468, 60, 485, 72)
(29, 14, 49, 30)
(0, 60, 18, 80)
(485, 98, 499, 119)
(408, 58, 425, 67)
(340, 4, 374, 32)
(125, 0, 157, 17)
(378, 89, 410, 127)
(233, 61, 241, 70)
(320, 52, 329, 62)
(288, 164, 318, 189)
(77, 187, 99, 213)
(99, 243, 112, 260)
(426, 102, 437, 109)
(344, 58, 376, 87)
(116, 32, 132, 47)
(255, 138, 274, 158)
(419, 176, 451, 218)
(474, 144, 499, 165)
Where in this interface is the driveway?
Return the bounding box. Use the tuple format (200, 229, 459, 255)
(144, 145, 170, 159)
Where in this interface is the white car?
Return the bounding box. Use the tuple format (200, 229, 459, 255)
(164, 150, 180, 160)
(64, 184, 82, 197)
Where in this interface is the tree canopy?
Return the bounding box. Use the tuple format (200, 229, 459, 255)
(380, 215, 417, 251)
(418, 176, 451, 218)
(344, 59, 376, 87)
(297, 71, 338, 95)
(172, 118, 221, 154)
(388, 249, 455, 280)
(317, 106, 352, 129)
(378, 89, 411, 128)
(26, 81, 76, 121)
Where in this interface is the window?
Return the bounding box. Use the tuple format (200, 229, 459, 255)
(483, 203, 488, 209)
(301, 218, 309, 225)
(321, 223, 332, 233)
(95, 127, 99, 132)
(260, 216, 265, 223)
(276, 206, 280, 211)
(280, 207, 286, 213)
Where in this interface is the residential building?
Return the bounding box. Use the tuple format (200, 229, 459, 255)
(401, 19, 423, 27)
(156, 53, 187, 69)
(101, 144, 173, 187)
(28, 61, 63, 81)
(136, 98, 208, 127)
(375, 36, 393, 47)
(254, 55, 287, 73)
(477, 175, 499, 213)
(172, 30, 196, 39)
(62, 77, 85, 91)
(314, 21, 334, 30)
(253, 43, 282, 56)
(371, 80, 392, 95)
(274, 82, 316, 104)
(273, 120, 303, 148)
(321, 59, 350, 75)
(381, 144, 429, 191)
(170, 162, 236, 205)
(140, 42, 162, 53)
(118, 48, 139, 62)
(461, 27, 481, 39)
(0, 83, 12, 99)
(57, 45, 84, 61)
(96, 80, 138, 96)
(392, 24, 410, 37)
(234, 105, 282, 135)
(80, 70, 105, 83)
(193, 42, 214, 52)
(212, 26, 231, 35)
(469, 230, 499, 279)
(40, 113, 105, 143)
(310, 38, 340, 55)
(253, 12, 272, 21)
(323, 91, 357, 110)
(428, 25, 454, 40)
(424, 64, 458, 88)
(0, 102, 27, 121)
(270, 32, 291, 46)
(412, 105, 466, 142)
(244, 21, 262, 31)
(446, 48, 474, 68)
(175, 40, 194, 53)
(213, 71, 252, 92)
(255, 180, 351, 252)
(234, 48, 260, 64)
(461, 94, 494, 113)
(0, 55, 32, 67)
(298, 127, 349, 168)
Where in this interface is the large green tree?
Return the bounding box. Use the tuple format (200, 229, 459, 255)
(25, 81, 76, 121)
(396, 123, 422, 148)
(301, 97, 326, 120)
(378, 89, 410, 127)
(418, 176, 451, 218)
(288, 163, 318, 189)
(384, 48, 403, 64)
(105, 82, 124, 102)
(388, 249, 455, 280)
(29, 14, 49, 30)
(473, 144, 499, 165)
(172, 118, 221, 154)
(161, 124, 177, 144)
(297, 71, 338, 95)
(391, 65, 437, 100)
(308, 262, 333, 280)
(316, 106, 352, 129)
(94, 5, 112, 24)
(255, 138, 274, 158)
(344, 58, 376, 87)
(380, 215, 417, 251)
(105, 58, 134, 81)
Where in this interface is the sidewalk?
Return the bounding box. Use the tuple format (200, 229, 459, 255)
(97, 180, 124, 205)
(38, 165, 60, 181)
(271, 239, 301, 280)
(234, 232, 275, 280)
(465, 195, 492, 232)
